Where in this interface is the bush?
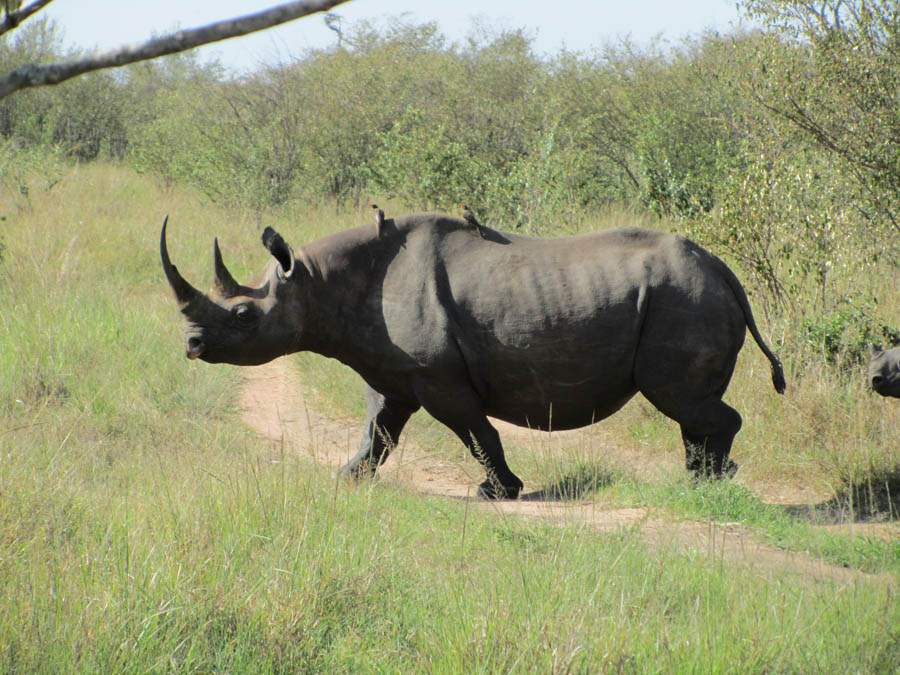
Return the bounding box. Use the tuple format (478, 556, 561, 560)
(0, 18, 129, 160)
(741, 0, 900, 239)
(800, 304, 900, 370)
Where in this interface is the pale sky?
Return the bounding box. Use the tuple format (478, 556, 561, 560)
(39, 0, 746, 73)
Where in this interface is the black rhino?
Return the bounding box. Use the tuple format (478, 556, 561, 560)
(161, 212, 785, 499)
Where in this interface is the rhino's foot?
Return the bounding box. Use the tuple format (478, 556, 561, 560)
(722, 458, 738, 478)
(338, 458, 379, 481)
(688, 457, 739, 482)
(476, 478, 522, 501)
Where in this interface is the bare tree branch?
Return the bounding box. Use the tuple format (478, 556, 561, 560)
(0, 0, 55, 38)
(0, 0, 352, 99)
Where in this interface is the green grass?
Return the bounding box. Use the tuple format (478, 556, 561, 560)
(3, 431, 900, 672)
(2, 159, 899, 671)
(654, 479, 900, 574)
(506, 444, 900, 575)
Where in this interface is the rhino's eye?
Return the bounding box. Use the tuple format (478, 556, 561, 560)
(233, 304, 256, 324)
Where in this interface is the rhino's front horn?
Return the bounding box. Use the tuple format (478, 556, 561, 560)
(160, 216, 201, 306)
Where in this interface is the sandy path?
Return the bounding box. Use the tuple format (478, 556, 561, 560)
(239, 358, 893, 584)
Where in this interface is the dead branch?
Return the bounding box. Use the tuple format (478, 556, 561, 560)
(0, 0, 54, 39)
(0, 0, 352, 99)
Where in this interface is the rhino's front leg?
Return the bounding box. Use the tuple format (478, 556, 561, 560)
(415, 378, 523, 500)
(460, 418, 524, 500)
(340, 385, 418, 479)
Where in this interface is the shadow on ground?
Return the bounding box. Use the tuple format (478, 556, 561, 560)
(784, 470, 900, 524)
(521, 463, 622, 502)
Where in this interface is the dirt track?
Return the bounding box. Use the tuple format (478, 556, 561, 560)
(239, 358, 895, 583)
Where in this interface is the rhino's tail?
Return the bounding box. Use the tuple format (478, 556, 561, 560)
(719, 260, 787, 394)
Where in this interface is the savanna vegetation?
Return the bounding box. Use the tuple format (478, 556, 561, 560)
(2, 0, 899, 670)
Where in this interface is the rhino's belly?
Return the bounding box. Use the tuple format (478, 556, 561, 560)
(483, 374, 638, 431)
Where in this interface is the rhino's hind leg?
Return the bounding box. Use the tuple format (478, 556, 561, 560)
(682, 426, 740, 478)
(675, 399, 742, 479)
(340, 386, 418, 480)
(641, 387, 743, 479)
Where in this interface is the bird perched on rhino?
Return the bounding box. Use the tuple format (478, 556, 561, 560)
(368, 203, 385, 237)
(458, 203, 485, 238)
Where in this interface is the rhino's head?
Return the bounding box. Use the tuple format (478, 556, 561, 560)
(161, 217, 303, 366)
(868, 345, 900, 398)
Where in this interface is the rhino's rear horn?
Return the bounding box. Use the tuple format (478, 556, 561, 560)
(213, 238, 241, 298)
(160, 216, 201, 306)
(262, 226, 295, 277)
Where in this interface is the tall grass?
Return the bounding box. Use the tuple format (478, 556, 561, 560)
(5, 428, 899, 671)
(1, 160, 899, 671)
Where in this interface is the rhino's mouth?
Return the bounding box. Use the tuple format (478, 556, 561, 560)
(186, 337, 206, 360)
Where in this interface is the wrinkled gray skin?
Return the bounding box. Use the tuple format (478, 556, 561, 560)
(868, 346, 900, 398)
(161, 212, 786, 499)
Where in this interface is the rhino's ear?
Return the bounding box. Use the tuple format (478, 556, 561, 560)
(262, 227, 295, 278)
(870, 343, 884, 357)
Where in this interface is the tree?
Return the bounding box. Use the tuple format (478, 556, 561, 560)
(741, 0, 900, 234)
(0, 0, 351, 99)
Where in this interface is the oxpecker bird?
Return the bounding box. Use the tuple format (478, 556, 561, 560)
(458, 203, 485, 238)
(369, 203, 385, 237)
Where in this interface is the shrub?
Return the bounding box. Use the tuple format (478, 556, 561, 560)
(800, 305, 900, 370)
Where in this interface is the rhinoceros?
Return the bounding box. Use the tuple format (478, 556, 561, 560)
(868, 346, 900, 398)
(161, 212, 786, 499)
